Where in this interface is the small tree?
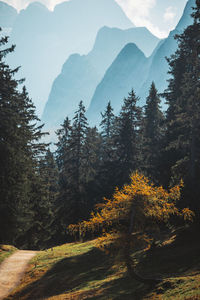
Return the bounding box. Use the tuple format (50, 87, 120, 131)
(68, 172, 193, 283)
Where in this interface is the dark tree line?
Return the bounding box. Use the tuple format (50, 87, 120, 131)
(0, 1, 199, 249)
(54, 85, 165, 241)
(163, 0, 200, 211)
(0, 32, 58, 249)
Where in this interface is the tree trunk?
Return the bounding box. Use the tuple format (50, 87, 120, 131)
(123, 204, 162, 284)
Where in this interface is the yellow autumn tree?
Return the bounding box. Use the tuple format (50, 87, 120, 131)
(68, 172, 194, 283)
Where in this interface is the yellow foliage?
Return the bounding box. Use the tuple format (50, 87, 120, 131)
(68, 172, 194, 253)
(182, 208, 195, 221)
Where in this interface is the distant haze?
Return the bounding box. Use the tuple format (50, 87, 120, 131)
(3, 0, 188, 38)
(5, 0, 133, 115)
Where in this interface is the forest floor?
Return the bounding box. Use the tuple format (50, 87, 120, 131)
(0, 250, 36, 300)
(3, 225, 200, 300)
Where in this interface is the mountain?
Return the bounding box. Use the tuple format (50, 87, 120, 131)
(87, 43, 148, 125)
(0, 1, 17, 33)
(42, 26, 159, 128)
(7, 0, 133, 116)
(139, 0, 195, 102)
(87, 0, 195, 125)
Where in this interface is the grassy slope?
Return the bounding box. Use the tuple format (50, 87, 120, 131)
(6, 226, 200, 300)
(0, 245, 17, 264)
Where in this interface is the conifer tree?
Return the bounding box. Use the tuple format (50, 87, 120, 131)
(115, 89, 142, 186)
(82, 127, 102, 211)
(142, 82, 164, 182)
(26, 149, 59, 249)
(0, 32, 48, 246)
(55, 117, 72, 241)
(100, 101, 114, 140)
(55, 101, 90, 240)
(55, 117, 72, 197)
(43, 149, 59, 205)
(99, 102, 118, 197)
(70, 101, 88, 193)
(83, 127, 101, 184)
(164, 0, 200, 209)
(100, 101, 116, 162)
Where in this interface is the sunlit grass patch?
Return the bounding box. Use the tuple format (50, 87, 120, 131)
(6, 226, 200, 300)
(0, 245, 17, 264)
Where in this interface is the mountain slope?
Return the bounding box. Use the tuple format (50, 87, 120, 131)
(87, 43, 148, 125)
(0, 1, 17, 35)
(0, 1, 17, 27)
(42, 26, 159, 128)
(87, 0, 195, 125)
(139, 0, 195, 101)
(8, 0, 133, 115)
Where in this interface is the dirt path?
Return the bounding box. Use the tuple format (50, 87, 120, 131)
(0, 250, 37, 300)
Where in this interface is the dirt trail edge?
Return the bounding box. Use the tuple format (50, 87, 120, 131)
(0, 250, 37, 299)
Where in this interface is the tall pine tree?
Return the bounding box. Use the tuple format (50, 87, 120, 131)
(164, 0, 200, 210)
(55, 101, 90, 241)
(0, 32, 48, 247)
(99, 102, 118, 198)
(142, 82, 164, 183)
(115, 89, 142, 186)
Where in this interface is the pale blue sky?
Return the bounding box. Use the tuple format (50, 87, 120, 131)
(3, 0, 189, 38)
(116, 0, 188, 37)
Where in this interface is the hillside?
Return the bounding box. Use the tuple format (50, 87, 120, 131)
(6, 226, 200, 300)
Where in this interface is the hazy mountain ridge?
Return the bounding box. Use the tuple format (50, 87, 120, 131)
(87, 0, 195, 125)
(1, 0, 194, 129)
(139, 0, 195, 102)
(87, 43, 148, 125)
(0, 1, 17, 36)
(0, 1, 17, 28)
(42, 26, 159, 128)
(6, 0, 133, 115)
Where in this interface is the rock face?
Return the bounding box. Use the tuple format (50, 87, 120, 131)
(7, 0, 133, 115)
(87, 0, 195, 126)
(42, 26, 159, 128)
(0, 1, 18, 28)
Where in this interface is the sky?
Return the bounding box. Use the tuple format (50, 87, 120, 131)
(3, 0, 189, 38)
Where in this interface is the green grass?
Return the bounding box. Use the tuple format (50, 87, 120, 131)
(6, 225, 200, 300)
(0, 244, 17, 264)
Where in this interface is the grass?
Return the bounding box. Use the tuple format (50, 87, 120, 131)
(6, 225, 200, 300)
(0, 244, 17, 264)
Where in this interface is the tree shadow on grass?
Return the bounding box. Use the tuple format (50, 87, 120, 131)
(85, 226, 200, 300)
(7, 248, 114, 300)
(8, 227, 200, 300)
(137, 226, 200, 280)
(81, 275, 151, 300)
(7, 246, 152, 300)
